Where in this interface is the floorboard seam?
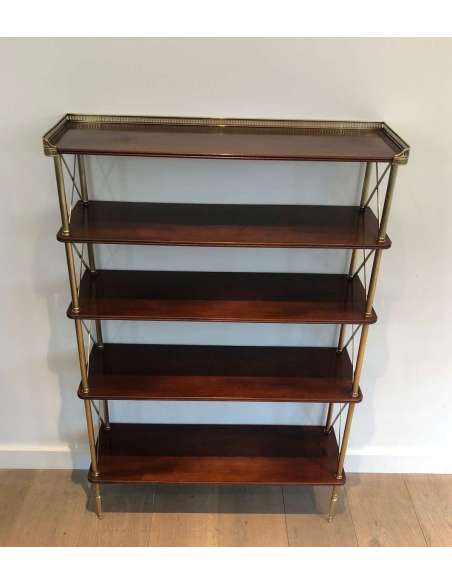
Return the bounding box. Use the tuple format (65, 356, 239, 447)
(146, 487, 157, 547)
(403, 476, 429, 547)
(281, 487, 290, 547)
(344, 483, 361, 547)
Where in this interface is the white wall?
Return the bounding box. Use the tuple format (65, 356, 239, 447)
(1, 38, 451, 472)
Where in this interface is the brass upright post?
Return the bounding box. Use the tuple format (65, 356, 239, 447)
(84, 400, 103, 519)
(77, 156, 102, 346)
(53, 152, 103, 517)
(324, 403, 334, 433)
(64, 243, 79, 312)
(328, 163, 373, 462)
(328, 402, 357, 521)
(75, 321, 89, 392)
(77, 155, 97, 276)
(359, 162, 372, 208)
(378, 164, 398, 242)
(87, 248, 97, 275)
(326, 402, 355, 522)
(84, 400, 99, 476)
(328, 486, 339, 522)
(337, 325, 347, 353)
(327, 403, 356, 522)
(336, 404, 356, 480)
(102, 400, 111, 431)
(94, 484, 102, 519)
(329, 163, 399, 521)
(347, 253, 358, 280)
(348, 162, 373, 279)
(63, 241, 89, 391)
(363, 166, 396, 319)
(332, 321, 347, 439)
(54, 155, 70, 235)
(351, 324, 369, 397)
(365, 249, 383, 317)
(86, 245, 97, 275)
(77, 154, 89, 205)
(94, 321, 104, 349)
(77, 155, 107, 427)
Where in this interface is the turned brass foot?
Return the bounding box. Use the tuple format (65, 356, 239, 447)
(94, 483, 103, 519)
(328, 486, 339, 522)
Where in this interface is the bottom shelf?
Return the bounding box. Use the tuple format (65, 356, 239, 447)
(89, 423, 344, 486)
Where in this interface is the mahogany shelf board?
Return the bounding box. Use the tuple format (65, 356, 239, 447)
(68, 270, 377, 324)
(88, 423, 345, 486)
(43, 115, 409, 163)
(77, 344, 363, 403)
(58, 201, 391, 249)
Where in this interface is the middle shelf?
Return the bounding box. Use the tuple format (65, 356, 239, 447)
(58, 200, 391, 249)
(77, 343, 362, 403)
(68, 270, 377, 323)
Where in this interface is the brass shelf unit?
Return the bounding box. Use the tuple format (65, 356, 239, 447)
(43, 114, 409, 521)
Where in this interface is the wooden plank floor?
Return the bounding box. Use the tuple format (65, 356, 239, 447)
(1, 470, 450, 547)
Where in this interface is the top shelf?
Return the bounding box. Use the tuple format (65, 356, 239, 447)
(43, 114, 410, 164)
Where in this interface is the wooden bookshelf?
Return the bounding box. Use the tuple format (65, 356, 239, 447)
(43, 114, 409, 521)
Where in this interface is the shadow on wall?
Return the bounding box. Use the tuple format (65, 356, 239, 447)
(35, 154, 388, 462)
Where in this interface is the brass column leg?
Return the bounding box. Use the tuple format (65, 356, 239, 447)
(336, 403, 355, 480)
(78, 156, 108, 420)
(94, 321, 104, 348)
(84, 399, 103, 519)
(75, 321, 89, 392)
(377, 164, 398, 242)
(54, 155, 70, 235)
(64, 242, 79, 312)
(347, 252, 358, 279)
(56, 154, 102, 518)
(94, 483, 103, 518)
(84, 400, 99, 476)
(77, 155, 98, 277)
(365, 249, 383, 317)
(332, 310, 350, 432)
(64, 242, 90, 392)
(325, 403, 334, 429)
(329, 321, 347, 422)
(102, 400, 111, 431)
(362, 164, 397, 315)
(78, 156, 103, 347)
(87, 247, 97, 275)
(77, 154, 89, 205)
(337, 324, 347, 353)
(324, 403, 334, 433)
(359, 162, 373, 209)
(78, 155, 109, 433)
(347, 162, 373, 281)
(327, 403, 356, 521)
(351, 325, 369, 397)
(328, 163, 392, 523)
(349, 247, 382, 398)
(328, 486, 339, 522)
